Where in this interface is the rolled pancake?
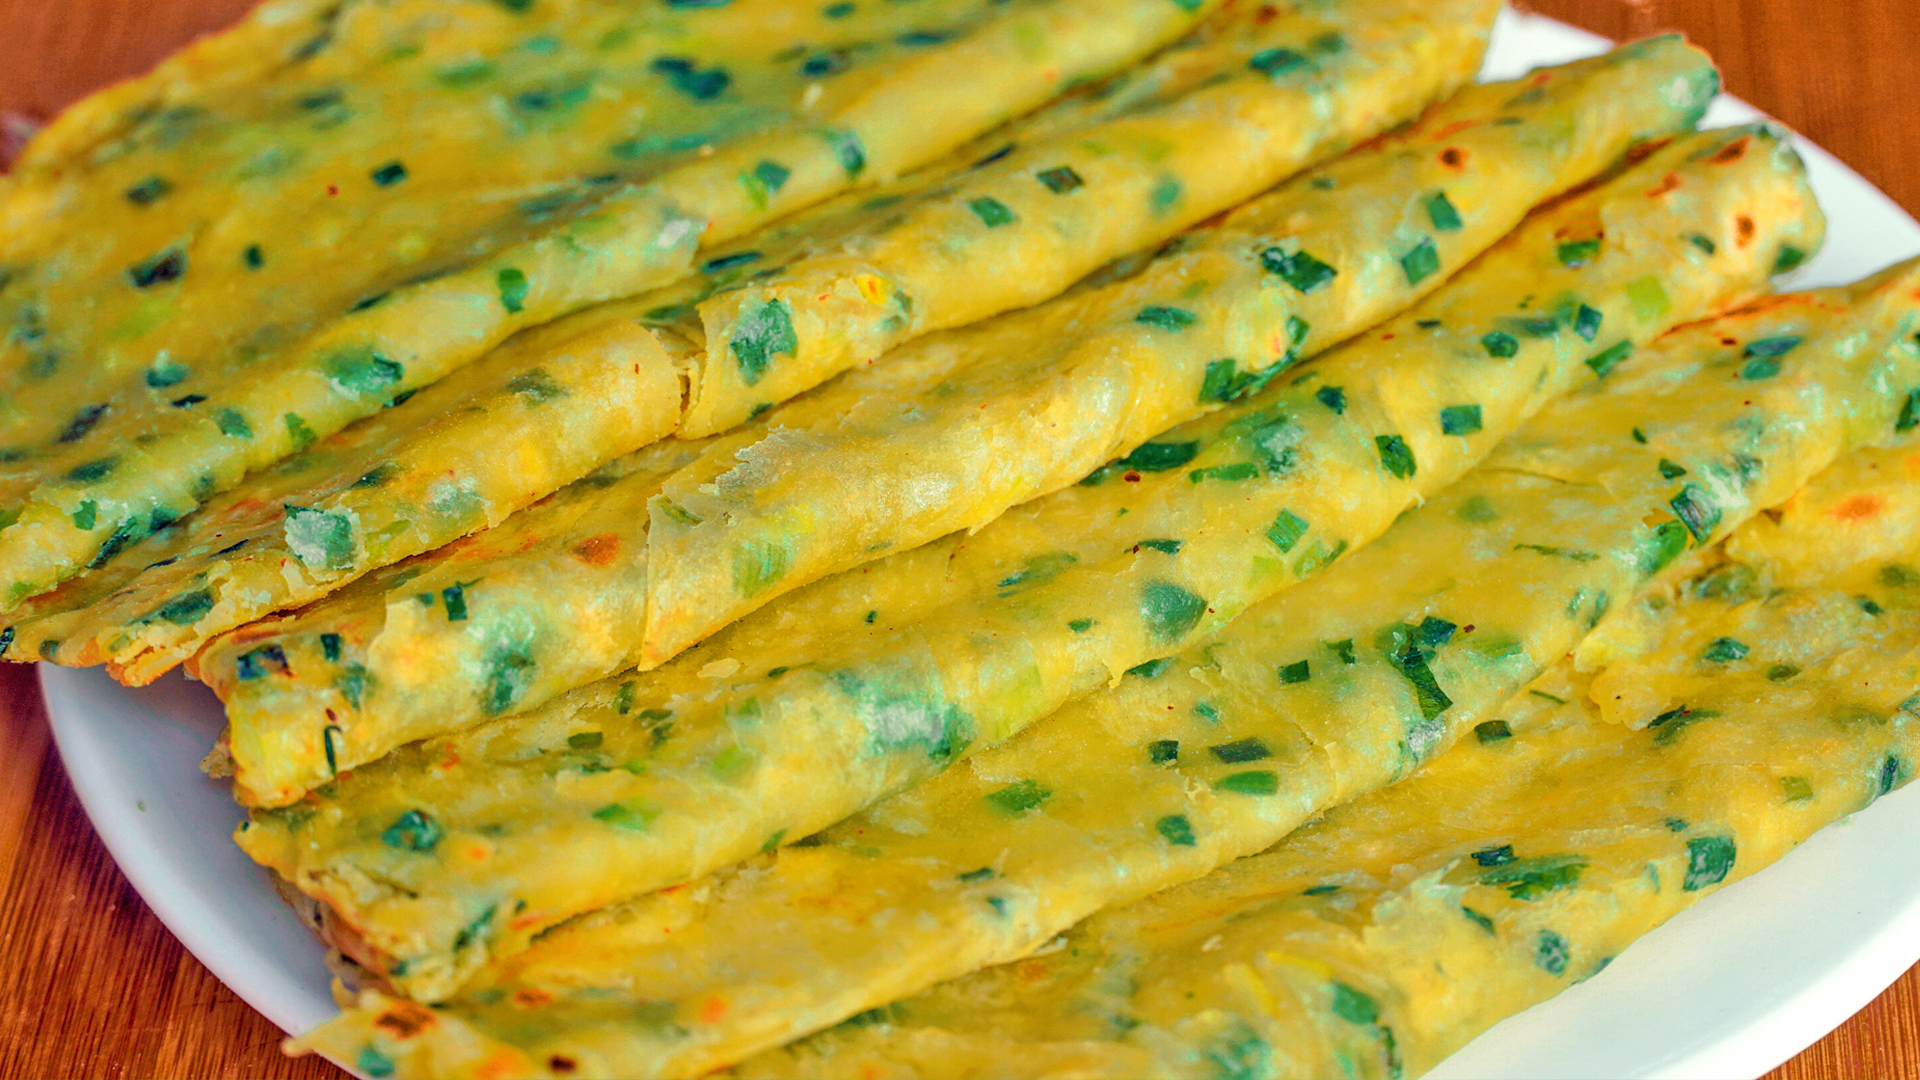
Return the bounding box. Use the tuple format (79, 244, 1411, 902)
(640, 36, 1725, 666)
(233, 127, 1817, 1004)
(0, 0, 1214, 603)
(719, 521, 1920, 1080)
(2, 0, 1490, 677)
(675, 0, 1501, 436)
(203, 41, 1725, 811)
(0, 303, 686, 683)
(283, 259, 1920, 1078)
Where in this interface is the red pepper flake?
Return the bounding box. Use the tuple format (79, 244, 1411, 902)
(326, 183, 339, 196)
(1439, 147, 1466, 170)
(512, 987, 554, 1008)
(1646, 172, 1682, 197)
(571, 533, 621, 566)
(1015, 958, 1052, 981)
(548, 1056, 578, 1075)
(1254, 4, 1281, 24)
(1832, 494, 1886, 523)
(1123, 470, 1142, 483)
(1735, 214, 1755, 248)
(476, 1052, 525, 1080)
(699, 996, 729, 1024)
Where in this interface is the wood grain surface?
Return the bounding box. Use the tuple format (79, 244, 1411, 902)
(1, 1, 1917, 1077)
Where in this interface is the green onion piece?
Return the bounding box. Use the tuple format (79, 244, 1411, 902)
(1155, 814, 1196, 846)
(1439, 404, 1482, 435)
(1036, 166, 1084, 194)
(1136, 305, 1198, 331)
(1683, 835, 1736, 890)
(985, 779, 1052, 814)
(968, 197, 1016, 227)
(1375, 434, 1416, 479)
(1261, 247, 1337, 293)
(1400, 237, 1440, 286)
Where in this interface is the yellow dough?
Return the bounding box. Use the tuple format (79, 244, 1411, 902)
(290, 257, 1920, 1080)
(202, 40, 1724, 811)
(0, 0, 1216, 603)
(233, 124, 1816, 1006)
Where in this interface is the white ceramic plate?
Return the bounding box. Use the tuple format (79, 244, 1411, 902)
(40, 9, 1920, 1079)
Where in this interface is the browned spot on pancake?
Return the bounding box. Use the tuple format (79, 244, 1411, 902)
(1709, 136, 1751, 164)
(375, 1002, 438, 1039)
(513, 987, 555, 1008)
(572, 533, 621, 566)
(222, 620, 289, 645)
(1625, 137, 1673, 164)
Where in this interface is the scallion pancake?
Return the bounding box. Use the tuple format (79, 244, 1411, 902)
(0, 0, 1215, 604)
(202, 41, 1725, 811)
(236, 126, 1815, 1006)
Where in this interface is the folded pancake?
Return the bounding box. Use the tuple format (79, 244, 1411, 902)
(641, 35, 1725, 666)
(1587, 431, 1920, 731)
(720, 523, 1920, 1080)
(2, 0, 1492, 678)
(234, 126, 1817, 1004)
(1724, 431, 1920, 592)
(200, 40, 1724, 811)
(0, 303, 685, 684)
(0, 0, 1214, 603)
(282, 256, 1919, 1078)
(674, 0, 1502, 436)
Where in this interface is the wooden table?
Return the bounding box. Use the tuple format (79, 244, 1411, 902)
(1, 0, 1917, 1076)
